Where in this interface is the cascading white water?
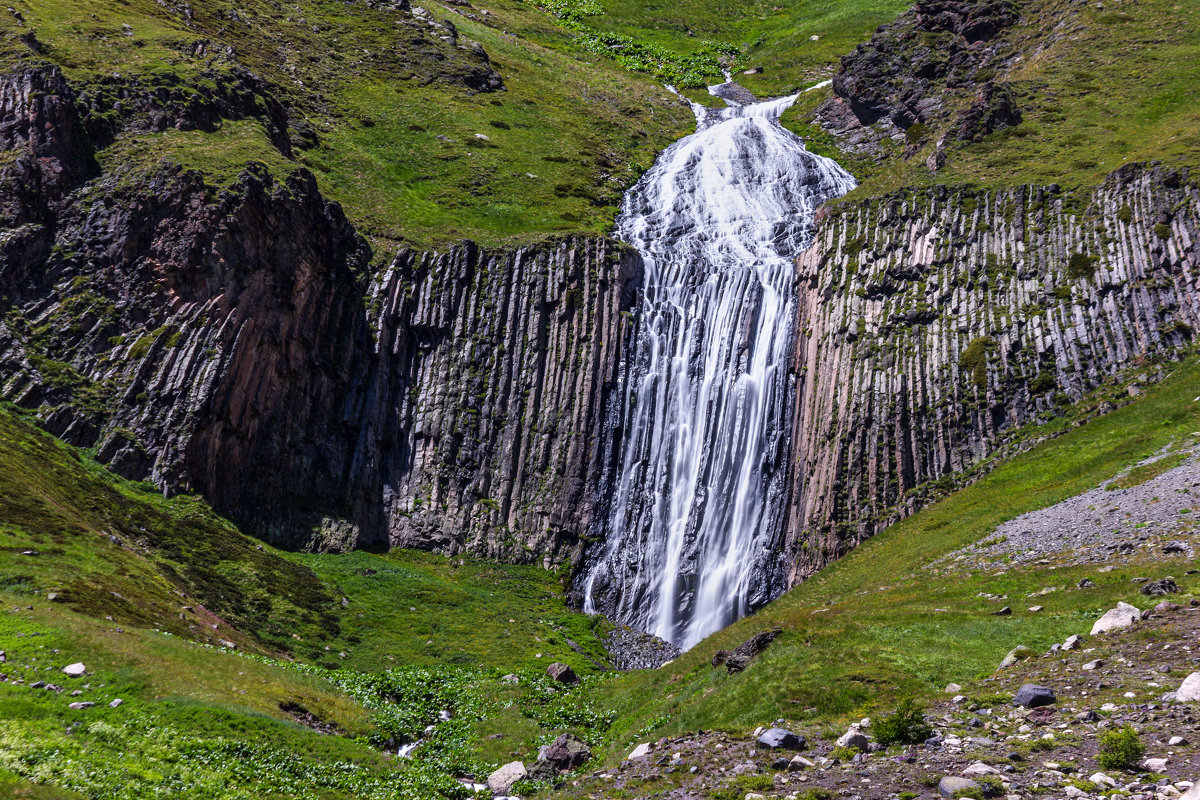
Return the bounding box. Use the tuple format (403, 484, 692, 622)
(583, 80, 856, 649)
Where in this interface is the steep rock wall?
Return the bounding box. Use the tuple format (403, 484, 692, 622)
(0, 66, 638, 561)
(368, 239, 640, 564)
(783, 164, 1199, 579)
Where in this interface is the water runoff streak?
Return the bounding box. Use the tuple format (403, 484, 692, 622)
(583, 78, 856, 649)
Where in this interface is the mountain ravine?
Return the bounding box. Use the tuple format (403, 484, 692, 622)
(0, 56, 1197, 603)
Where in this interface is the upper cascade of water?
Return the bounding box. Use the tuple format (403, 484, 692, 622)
(583, 79, 857, 649)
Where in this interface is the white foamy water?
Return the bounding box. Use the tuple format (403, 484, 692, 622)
(584, 80, 856, 649)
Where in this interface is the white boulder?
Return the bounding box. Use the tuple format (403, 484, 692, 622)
(1090, 602, 1141, 635)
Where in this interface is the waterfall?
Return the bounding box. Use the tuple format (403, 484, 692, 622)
(583, 80, 857, 649)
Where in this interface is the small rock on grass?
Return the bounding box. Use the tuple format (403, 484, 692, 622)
(1176, 672, 1200, 702)
(835, 727, 869, 752)
(939, 776, 981, 798)
(627, 742, 651, 760)
(61, 662, 86, 678)
(1141, 578, 1179, 596)
(998, 645, 1032, 669)
(756, 727, 805, 750)
(546, 662, 579, 685)
(1013, 684, 1056, 708)
(1091, 602, 1141, 634)
(487, 761, 526, 794)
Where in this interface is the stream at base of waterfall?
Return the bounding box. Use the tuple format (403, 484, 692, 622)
(583, 78, 856, 650)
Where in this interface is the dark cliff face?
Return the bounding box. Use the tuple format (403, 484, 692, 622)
(0, 65, 638, 560)
(782, 165, 1200, 580)
(816, 0, 1022, 155)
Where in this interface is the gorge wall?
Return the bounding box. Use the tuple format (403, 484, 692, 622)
(0, 66, 638, 562)
(782, 164, 1200, 579)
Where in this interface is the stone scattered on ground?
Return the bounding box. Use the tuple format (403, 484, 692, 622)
(1012, 683, 1056, 708)
(998, 645, 1032, 668)
(712, 628, 783, 673)
(486, 760, 526, 794)
(545, 662, 580, 685)
(1143, 577, 1181, 596)
(565, 600, 1200, 800)
(756, 728, 805, 750)
(1091, 601, 1142, 634)
(834, 726, 868, 751)
(626, 742, 651, 760)
(939, 776, 981, 798)
(1178, 671, 1200, 702)
(938, 446, 1200, 572)
(540, 732, 592, 770)
(61, 662, 86, 677)
(602, 625, 682, 671)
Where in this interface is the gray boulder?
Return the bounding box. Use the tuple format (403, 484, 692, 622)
(939, 776, 981, 798)
(756, 727, 805, 750)
(835, 727, 869, 752)
(1091, 601, 1141, 634)
(998, 646, 1032, 669)
(541, 732, 592, 769)
(487, 761, 527, 794)
(1013, 684, 1056, 708)
(1140, 578, 1179, 596)
(1176, 671, 1200, 702)
(526, 759, 558, 782)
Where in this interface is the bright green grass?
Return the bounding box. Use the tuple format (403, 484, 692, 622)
(0, 0, 693, 250)
(0, 407, 623, 798)
(0, 403, 612, 675)
(579, 0, 910, 95)
(806, 0, 1200, 193)
(295, 548, 613, 674)
(586, 355, 1200, 756)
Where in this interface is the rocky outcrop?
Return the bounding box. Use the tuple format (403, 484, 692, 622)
(783, 164, 1199, 580)
(0, 64, 635, 560)
(816, 0, 1023, 153)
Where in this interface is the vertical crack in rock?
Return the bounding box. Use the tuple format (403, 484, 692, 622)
(784, 167, 1199, 580)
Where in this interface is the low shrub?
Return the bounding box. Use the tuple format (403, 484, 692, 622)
(1097, 725, 1143, 771)
(873, 698, 933, 746)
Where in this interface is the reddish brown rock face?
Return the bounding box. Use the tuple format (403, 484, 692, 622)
(0, 66, 639, 561)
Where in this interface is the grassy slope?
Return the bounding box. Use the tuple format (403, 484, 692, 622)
(587, 355, 1200, 758)
(582, 0, 909, 96)
(0, 404, 622, 797)
(784, 0, 1200, 195)
(0, 0, 692, 250)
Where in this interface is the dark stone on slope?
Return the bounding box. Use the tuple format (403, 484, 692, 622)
(1141, 578, 1179, 596)
(541, 733, 592, 769)
(1012, 684, 1056, 708)
(546, 662, 580, 685)
(721, 628, 783, 673)
(757, 727, 806, 750)
(953, 82, 1022, 142)
(814, 0, 1021, 153)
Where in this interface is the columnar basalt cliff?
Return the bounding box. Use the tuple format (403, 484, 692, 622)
(369, 239, 640, 564)
(783, 165, 1199, 579)
(0, 66, 638, 560)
